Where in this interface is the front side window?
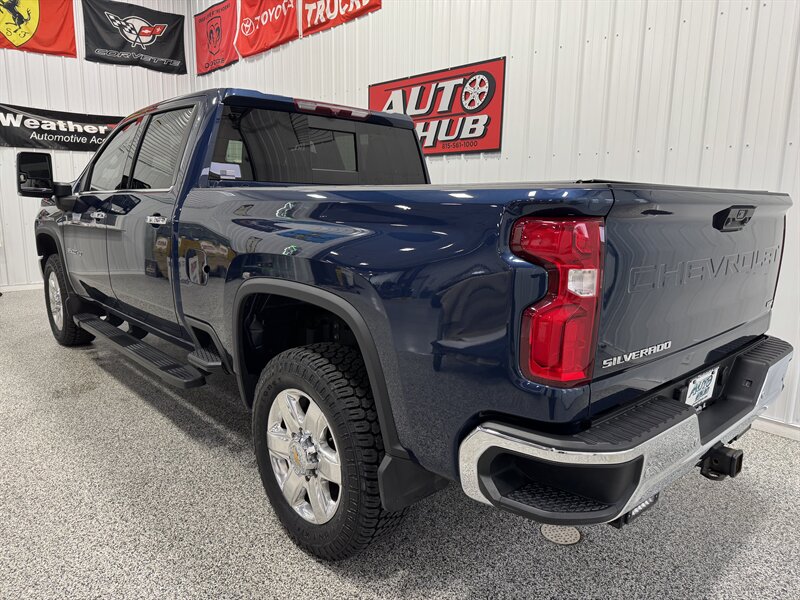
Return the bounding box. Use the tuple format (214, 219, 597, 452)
(88, 120, 140, 191)
(131, 107, 194, 190)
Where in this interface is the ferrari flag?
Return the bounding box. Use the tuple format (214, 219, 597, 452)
(0, 0, 76, 57)
(195, 0, 238, 76)
(235, 0, 298, 59)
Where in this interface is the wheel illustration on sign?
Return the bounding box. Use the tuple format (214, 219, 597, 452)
(460, 71, 495, 113)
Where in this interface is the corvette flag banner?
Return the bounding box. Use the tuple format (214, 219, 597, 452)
(235, 0, 298, 59)
(302, 0, 381, 37)
(195, 0, 238, 76)
(0, 0, 76, 57)
(83, 0, 187, 74)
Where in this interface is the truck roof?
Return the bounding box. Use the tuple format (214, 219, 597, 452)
(133, 87, 414, 129)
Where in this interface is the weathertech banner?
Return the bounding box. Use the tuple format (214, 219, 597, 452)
(369, 57, 506, 156)
(302, 0, 381, 36)
(194, 0, 238, 75)
(0, 0, 76, 57)
(82, 0, 187, 74)
(0, 103, 122, 152)
(236, 0, 298, 58)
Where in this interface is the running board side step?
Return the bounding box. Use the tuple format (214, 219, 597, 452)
(74, 313, 206, 389)
(187, 346, 223, 372)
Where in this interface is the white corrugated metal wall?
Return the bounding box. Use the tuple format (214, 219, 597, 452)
(0, 0, 798, 427)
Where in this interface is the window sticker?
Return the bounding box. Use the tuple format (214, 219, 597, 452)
(226, 140, 243, 163)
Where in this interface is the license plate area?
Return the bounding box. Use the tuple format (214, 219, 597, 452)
(684, 367, 720, 410)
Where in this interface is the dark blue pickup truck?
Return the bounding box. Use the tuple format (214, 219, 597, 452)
(19, 88, 793, 560)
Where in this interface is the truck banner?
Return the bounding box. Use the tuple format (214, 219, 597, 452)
(0, 0, 76, 57)
(194, 0, 239, 76)
(302, 0, 382, 36)
(82, 0, 187, 74)
(0, 103, 122, 152)
(369, 57, 506, 156)
(236, 0, 298, 59)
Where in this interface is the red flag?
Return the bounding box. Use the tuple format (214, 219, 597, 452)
(195, 0, 239, 75)
(302, 0, 381, 36)
(235, 0, 298, 59)
(0, 0, 76, 57)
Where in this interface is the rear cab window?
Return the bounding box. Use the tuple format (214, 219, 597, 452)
(209, 105, 426, 185)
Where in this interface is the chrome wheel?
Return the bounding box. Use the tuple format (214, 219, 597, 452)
(48, 271, 64, 331)
(267, 388, 342, 525)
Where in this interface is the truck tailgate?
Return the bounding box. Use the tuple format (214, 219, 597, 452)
(595, 184, 790, 378)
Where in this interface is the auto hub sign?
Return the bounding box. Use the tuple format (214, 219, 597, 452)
(369, 57, 505, 155)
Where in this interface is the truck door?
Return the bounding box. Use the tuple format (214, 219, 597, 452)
(66, 119, 142, 302)
(106, 106, 195, 336)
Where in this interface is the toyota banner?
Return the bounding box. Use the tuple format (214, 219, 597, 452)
(236, 0, 298, 59)
(369, 57, 506, 156)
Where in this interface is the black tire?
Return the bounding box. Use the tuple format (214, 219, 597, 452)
(252, 343, 405, 560)
(43, 254, 94, 347)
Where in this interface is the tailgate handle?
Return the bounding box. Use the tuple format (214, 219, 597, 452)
(713, 205, 755, 232)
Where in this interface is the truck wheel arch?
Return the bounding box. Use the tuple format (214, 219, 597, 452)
(36, 232, 76, 297)
(231, 278, 406, 458)
(36, 232, 60, 268)
(232, 278, 450, 511)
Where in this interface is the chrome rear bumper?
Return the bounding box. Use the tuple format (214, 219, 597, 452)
(459, 337, 793, 524)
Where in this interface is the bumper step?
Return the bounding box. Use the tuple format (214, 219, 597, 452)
(460, 335, 794, 526)
(507, 481, 611, 513)
(74, 314, 206, 389)
(483, 394, 694, 456)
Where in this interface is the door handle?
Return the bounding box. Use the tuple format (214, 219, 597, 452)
(146, 214, 168, 227)
(90, 211, 106, 220)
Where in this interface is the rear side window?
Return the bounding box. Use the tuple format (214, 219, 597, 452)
(131, 107, 194, 190)
(210, 106, 426, 185)
(88, 120, 140, 191)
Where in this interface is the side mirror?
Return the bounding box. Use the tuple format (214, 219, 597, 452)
(17, 151, 55, 198)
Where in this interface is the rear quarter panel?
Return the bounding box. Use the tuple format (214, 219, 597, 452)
(176, 184, 613, 477)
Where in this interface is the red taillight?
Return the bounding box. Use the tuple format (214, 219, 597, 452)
(510, 217, 604, 387)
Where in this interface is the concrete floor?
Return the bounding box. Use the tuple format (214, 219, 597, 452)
(1, 288, 799, 599)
